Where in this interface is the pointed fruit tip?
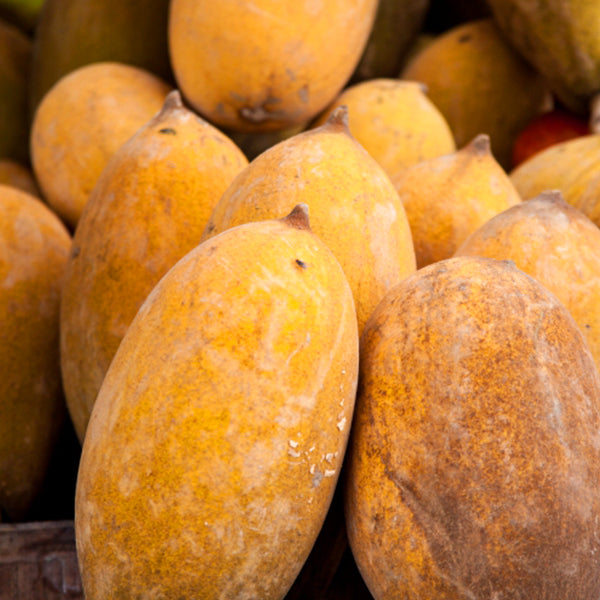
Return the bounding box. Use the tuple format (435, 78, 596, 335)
(282, 203, 311, 231)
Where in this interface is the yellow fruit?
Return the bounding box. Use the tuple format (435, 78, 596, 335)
(391, 133, 521, 268)
(30, 61, 171, 229)
(312, 78, 456, 179)
(0, 17, 31, 164)
(75, 205, 359, 599)
(28, 0, 173, 115)
(60, 89, 248, 443)
(0, 159, 41, 197)
(401, 18, 551, 169)
(202, 106, 417, 334)
(0, 184, 71, 521)
(168, 0, 378, 132)
(346, 255, 600, 599)
(456, 190, 600, 372)
(509, 133, 600, 202)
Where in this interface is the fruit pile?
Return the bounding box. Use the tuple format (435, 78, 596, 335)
(3, 0, 600, 598)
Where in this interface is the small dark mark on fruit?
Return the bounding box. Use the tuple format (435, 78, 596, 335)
(295, 259, 308, 269)
(159, 128, 177, 135)
(458, 33, 471, 43)
(71, 245, 80, 259)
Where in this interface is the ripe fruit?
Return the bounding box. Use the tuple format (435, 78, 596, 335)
(30, 61, 171, 229)
(401, 18, 551, 169)
(0, 184, 71, 521)
(509, 133, 600, 202)
(312, 78, 455, 179)
(60, 89, 248, 443)
(391, 133, 521, 268)
(455, 190, 600, 372)
(75, 205, 359, 600)
(203, 106, 416, 334)
(511, 108, 590, 168)
(346, 255, 600, 599)
(168, 0, 377, 132)
(28, 0, 173, 114)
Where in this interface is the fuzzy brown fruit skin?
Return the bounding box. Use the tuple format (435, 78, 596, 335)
(75, 205, 359, 600)
(345, 255, 600, 599)
(168, 0, 377, 132)
(455, 190, 600, 375)
(0, 185, 71, 521)
(59, 90, 248, 443)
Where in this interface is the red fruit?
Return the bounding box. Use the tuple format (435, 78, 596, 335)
(511, 108, 589, 168)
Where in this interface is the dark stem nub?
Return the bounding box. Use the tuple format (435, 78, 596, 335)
(162, 89, 184, 112)
(467, 133, 491, 156)
(282, 203, 311, 231)
(324, 105, 351, 135)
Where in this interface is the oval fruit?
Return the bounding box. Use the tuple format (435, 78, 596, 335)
(60, 90, 248, 443)
(346, 255, 600, 599)
(0, 184, 71, 521)
(203, 107, 416, 334)
(168, 0, 377, 132)
(391, 133, 521, 268)
(75, 205, 359, 599)
(312, 78, 455, 179)
(30, 61, 171, 229)
(455, 190, 600, 372)
(28, 0, 173, 114)
(401, 18, 551, 169)
(509, 133, 600, 202)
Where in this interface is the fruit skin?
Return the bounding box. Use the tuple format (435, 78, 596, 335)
(401, 18, 551, 170)
(59, 90, 248, 443)
(312, 78, 455, 179)
(75, 205, 359, 600)
(0, 184, 72, 521)
(30, 61, 171, 229)
(0, 17, 31, 164)
(511, 108, 590, 168)
(455, 190, 600, 374)
(350, 0, 430, 83)
(487, 0, 600, 116)
(345, 255, 600, 599)
(391, 133, 521, 268)
(509, 133, 600, 202)
(202, 107, 416, 334)
(0, 159, 41, 197)
(28, 0, 173, 116)
(168, 0, 377, 132)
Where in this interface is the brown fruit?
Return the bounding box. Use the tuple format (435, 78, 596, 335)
(455, 190, 600, 373)
(391, 133, 521, 268)
(345, 255, 600, 599)
(75, 205, 359, 599)
(0, 184, 71, 521)
(0, 18, 31, 164)
(202, 106, 416, 334)
(60, 90, 248, 443)
(30, 61, 171, 229)
(168, 0, 377, 132)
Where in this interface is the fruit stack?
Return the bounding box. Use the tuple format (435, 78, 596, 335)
(3, 1, 600, 599)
